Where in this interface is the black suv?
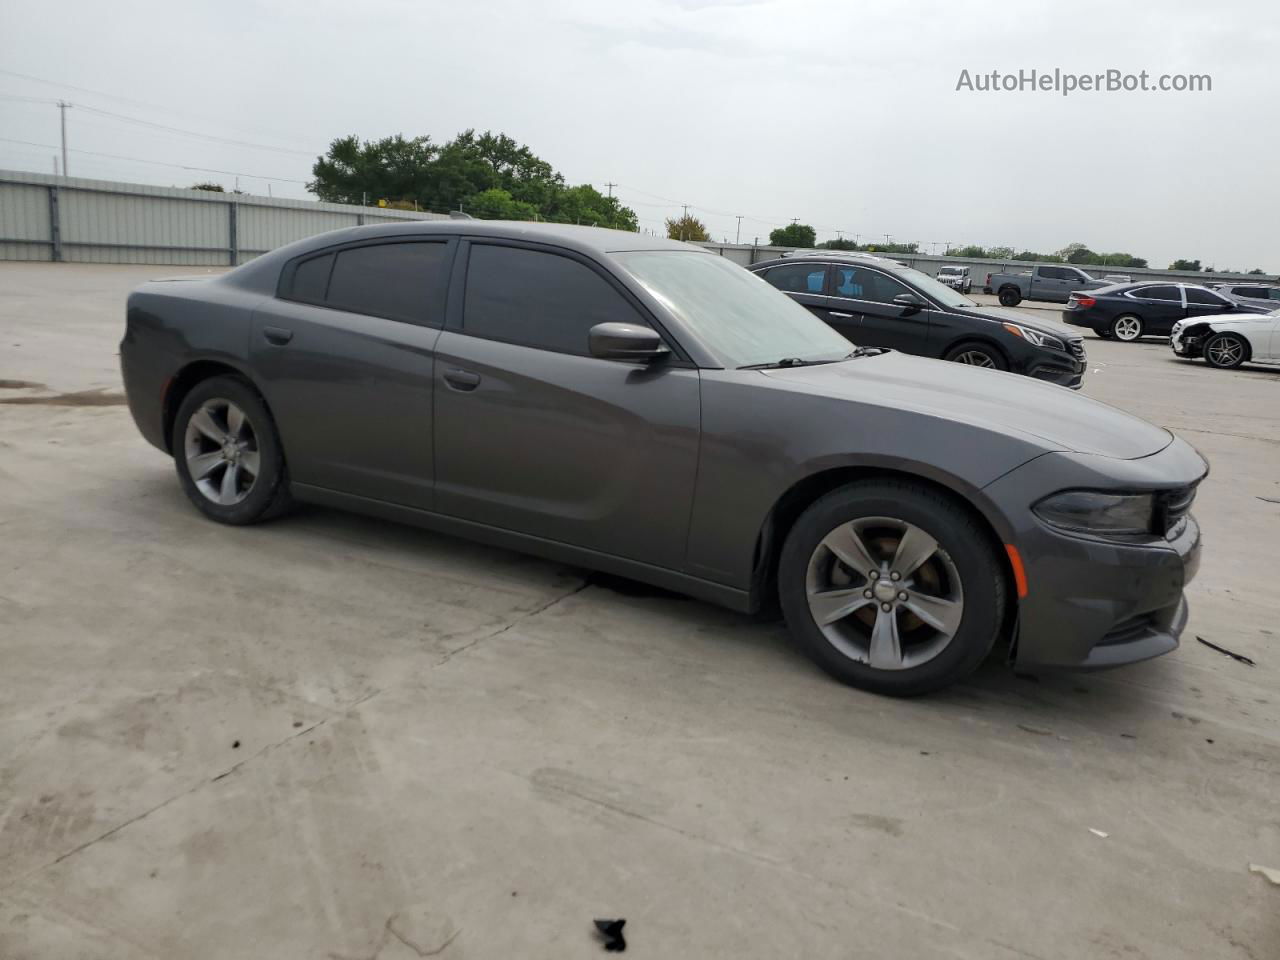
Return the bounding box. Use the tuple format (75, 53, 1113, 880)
(749, 253, 1087, 388)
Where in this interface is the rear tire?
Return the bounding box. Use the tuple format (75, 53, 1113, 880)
(998, 287, 1021, 307)
(778, 480, 1006, 696)
(944, 342, 1008, 371)
(1203, 332, 1248, 369)
(1110, 314, 1144, 342)
(172, 376, 292, 525)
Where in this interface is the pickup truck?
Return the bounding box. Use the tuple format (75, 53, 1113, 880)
(983, 265, 1109, 306)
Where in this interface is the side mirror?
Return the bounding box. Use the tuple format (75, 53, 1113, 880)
(588, 322, 670, 363)
(893, 293, 926, 313)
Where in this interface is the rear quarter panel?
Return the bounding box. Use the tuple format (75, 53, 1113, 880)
(121, 279, 262, 451)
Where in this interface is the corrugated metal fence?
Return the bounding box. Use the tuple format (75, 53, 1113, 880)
(0, 169, 448, 266)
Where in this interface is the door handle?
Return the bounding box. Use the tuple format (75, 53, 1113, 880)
(443, 368, 481, 391)
(262, 326, 293, 345)
(829, 311, 855, 319)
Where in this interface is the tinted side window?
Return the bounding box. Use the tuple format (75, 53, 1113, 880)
(762, 264, 828, 295)
(1039, 267, 1066, 280)
(463, 244, 645, 356)
(291, 253, 333, 302)
(325, 242, 450, 324)
(1185, 287, 1228, 306)
(1136, 285, 1179, 301)
(833, 266, 910, 303)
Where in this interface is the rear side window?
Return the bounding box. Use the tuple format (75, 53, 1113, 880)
(762, 264, 828, 295)
(325, 242, 451, 324)
(1136, 285, 1179, 301)
(1185, 287, 1228, 306)
(291, 253, 333, 302)
(462, 244, 647, 355)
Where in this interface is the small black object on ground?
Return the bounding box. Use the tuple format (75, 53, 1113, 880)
(1196, 636, 1256, 667)
(594, 918, 626, 952)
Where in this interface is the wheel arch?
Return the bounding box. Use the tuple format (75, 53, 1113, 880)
(749, 463, 1018, 642)
(162, 358, 272, 454)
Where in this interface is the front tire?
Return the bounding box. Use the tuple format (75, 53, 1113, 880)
(778, 480, 1006, 696)
(1110, 314, 1144, 342)
(172, 376, 291, 525)
(1203, 332, 1248, 369)
(944, 342, 1008, 371)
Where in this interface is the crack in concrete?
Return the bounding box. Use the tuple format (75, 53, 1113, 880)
(327, 913, 460, 960)
(434, 580, 589, 667)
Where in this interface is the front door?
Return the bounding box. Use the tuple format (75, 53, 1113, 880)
(828, 264, 932, 354)
(249, 238, 454, 509)
(432, 241, 701, 570)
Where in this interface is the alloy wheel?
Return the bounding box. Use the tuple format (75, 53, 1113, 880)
(804, 517, 965, 671)
(953, 350, 996, 367)
(1113, 316, 1142, 341)
(1206, 336, 1244, 367)
(183, 398, 260, 506)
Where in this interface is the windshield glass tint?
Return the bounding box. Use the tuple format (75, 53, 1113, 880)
(897, 266, 975, 307)
(615, 252, 854, 368)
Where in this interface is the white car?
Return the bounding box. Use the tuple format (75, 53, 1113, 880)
(1171, 308, 1280, 369)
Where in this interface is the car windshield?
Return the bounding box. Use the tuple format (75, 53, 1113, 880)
(938, 267, 962, 275)
(614, 251, 856, 368)
(897, 266, 976, 308)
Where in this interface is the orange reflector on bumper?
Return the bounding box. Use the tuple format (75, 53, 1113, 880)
(1005, 544, 1029, 598)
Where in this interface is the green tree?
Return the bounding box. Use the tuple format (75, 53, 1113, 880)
(769, 223, 817, 248)
(666, 214, 710, 242)
(189, 182, 224, 192)
(986, 246, 1015, 259)
(1168, 259, 1201, 271)
(545, 184, 637, 230)
(464, 188, 539, 221)
(819, 238, 859, 250)
(1248, 268, 1266, 275)
(949, 245, 988, 258)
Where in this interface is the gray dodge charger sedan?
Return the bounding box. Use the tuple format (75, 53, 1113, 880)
(121, 222, 1205, 695)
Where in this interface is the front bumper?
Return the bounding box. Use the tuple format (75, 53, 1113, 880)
(984, 439, 1206, 670)
(1170, 325, 1204, 358)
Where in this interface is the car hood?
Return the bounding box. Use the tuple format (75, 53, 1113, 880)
(760, 352, 1172, 460)
(1197, 312, 1277, 326)
(949, 304, 1081, 338)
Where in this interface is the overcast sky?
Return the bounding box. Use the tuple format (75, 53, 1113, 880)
(2, 0, 1277, 270)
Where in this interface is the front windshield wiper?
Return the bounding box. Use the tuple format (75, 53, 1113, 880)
(738, 356, 836, 370)
(738, 348, 885, 370)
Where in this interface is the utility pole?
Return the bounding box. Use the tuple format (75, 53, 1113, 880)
(57, 101, 70, 177)
(605, 182, 616, 198)
(52, 155, 58, 176)
(735, 215, 743, 244)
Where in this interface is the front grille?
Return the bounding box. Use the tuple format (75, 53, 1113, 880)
(1157, 484, 1197, 538)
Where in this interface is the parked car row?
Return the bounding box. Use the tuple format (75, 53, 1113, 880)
(751, 252, 1087, 387)
(1062, 281, 1271, 340)
(121, 222, 1205, 696)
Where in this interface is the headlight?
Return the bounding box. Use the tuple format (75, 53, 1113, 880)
(1033, 490, 1156, 539)
(1002, 322, 1065, 351)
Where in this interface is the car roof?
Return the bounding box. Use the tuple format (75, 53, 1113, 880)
(753, 252, 908, 270)
(224, 219, 700, 292)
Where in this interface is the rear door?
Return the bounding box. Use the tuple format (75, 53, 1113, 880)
(1126, 284, 1184, 334)
(432, 240, 700, 570)
(250, 238, 454, 509)
(829, 264, 933, 353)
(756, 262, 855, 336)
(1035, 267, 1077, 302)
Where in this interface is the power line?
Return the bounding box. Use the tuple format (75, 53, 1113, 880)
(0, 136, 309, 183)
(71, 103, 318, 156)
